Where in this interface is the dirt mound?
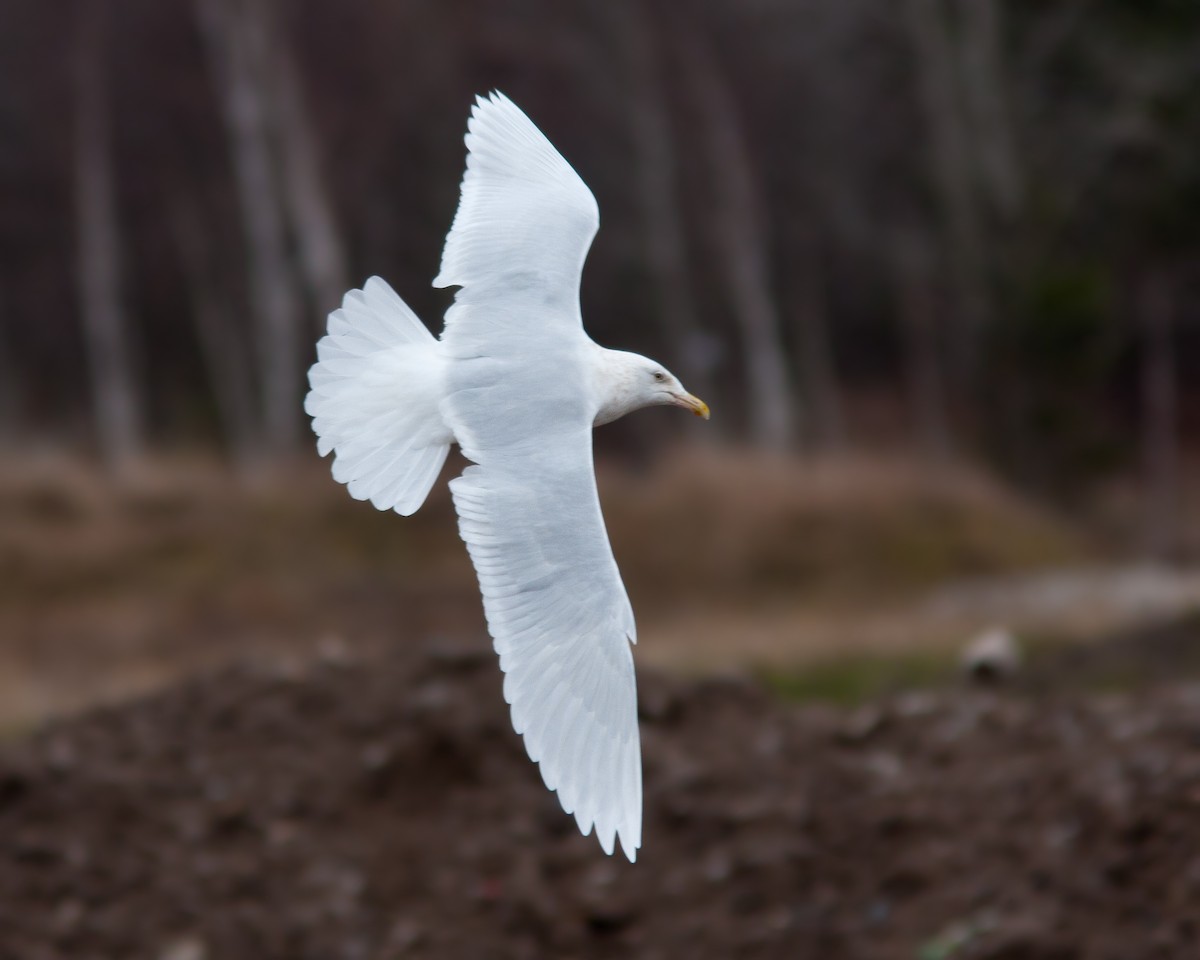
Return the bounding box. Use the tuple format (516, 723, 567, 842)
(2, 645, 1199, 959)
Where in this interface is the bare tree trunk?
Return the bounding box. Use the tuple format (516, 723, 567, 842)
(956, 0, 1023, 220)
(171, 198, 260, 465)
(0, 286, 15, 446)
(608, 0, 717, 412)
(1139, 270, 1178, 559)
(266, 17, 349, 324)
(903, 0, 989, 379)
(195, 0, 304, 451)
(891, 231, 951, 461)
(678, 27, 795, 451)
(74, 0, 143, 470)
(791, 229, 844, 449)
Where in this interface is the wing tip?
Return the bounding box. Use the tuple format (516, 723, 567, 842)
(593, 820, 641, 862)
(619, 831, 640, 863)
(473, 88, 512, 115)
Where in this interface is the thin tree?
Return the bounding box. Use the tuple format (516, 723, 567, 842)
(903, 0, 989, 381)
(956, 0, 1023, 220)
(194, 0, 304, 451)
(74, 0, 143, 470)
(0, 285, 14, 445)
(890, 228, 951, 460)
(788, 226, 845, 450)
(170, 196, 260, 465)
(265, 13, 349, 327)
(677, 24, 795, 451)
(607, 0, 717, 415)
(1139, 270, 1179, 558)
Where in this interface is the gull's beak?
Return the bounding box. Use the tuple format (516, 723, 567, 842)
(672, 392, 711, 420)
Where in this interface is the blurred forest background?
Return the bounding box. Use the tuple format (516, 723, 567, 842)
(3, 0, 1200, 723)
(3, 0, 1198, 504)
(6, 4, 1200, 953)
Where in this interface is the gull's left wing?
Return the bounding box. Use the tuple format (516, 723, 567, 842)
(448, 421, 643, 861)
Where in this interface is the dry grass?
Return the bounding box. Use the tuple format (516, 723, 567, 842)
(601, 447, 1089, 613)
(0, 446, 1157, 729)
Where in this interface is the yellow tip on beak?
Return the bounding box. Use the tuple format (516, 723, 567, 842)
(678, 393, 711, 420)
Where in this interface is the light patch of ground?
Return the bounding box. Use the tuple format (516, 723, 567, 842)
(640, 563, 1200, 673)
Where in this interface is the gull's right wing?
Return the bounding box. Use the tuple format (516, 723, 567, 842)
(434, 91, 599, 347)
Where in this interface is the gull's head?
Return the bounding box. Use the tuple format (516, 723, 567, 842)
(594, 349, 710, 426)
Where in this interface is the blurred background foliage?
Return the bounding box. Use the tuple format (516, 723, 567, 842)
(3, 8, 1200, 949)
(0, 0, 1196, 515)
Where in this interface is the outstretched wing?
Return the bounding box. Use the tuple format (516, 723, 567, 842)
(433, 91, 599, 341)
(436, 93, 641, 859)
(448, 428, 642, 862)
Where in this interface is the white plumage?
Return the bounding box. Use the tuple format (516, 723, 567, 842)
(305, 92, 709, 861)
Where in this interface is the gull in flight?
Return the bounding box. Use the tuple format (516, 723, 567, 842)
(305, 92, 709, 861)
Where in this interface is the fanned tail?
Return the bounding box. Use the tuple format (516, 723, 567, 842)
(305, 277, 451, 515)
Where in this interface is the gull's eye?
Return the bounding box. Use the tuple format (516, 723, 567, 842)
(653, 371, 667, 383)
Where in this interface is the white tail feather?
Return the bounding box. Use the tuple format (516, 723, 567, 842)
(305, 277, 451, 515)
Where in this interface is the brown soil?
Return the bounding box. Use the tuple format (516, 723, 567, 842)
(3, 642, 1199, 960)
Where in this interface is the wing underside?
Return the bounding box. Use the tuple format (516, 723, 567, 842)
(434, 92, 599, 340)
(448, 438, 642, 861)
(436, 92, 642, 860)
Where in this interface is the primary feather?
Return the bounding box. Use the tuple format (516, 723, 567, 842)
(307, 92, 706, 862)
